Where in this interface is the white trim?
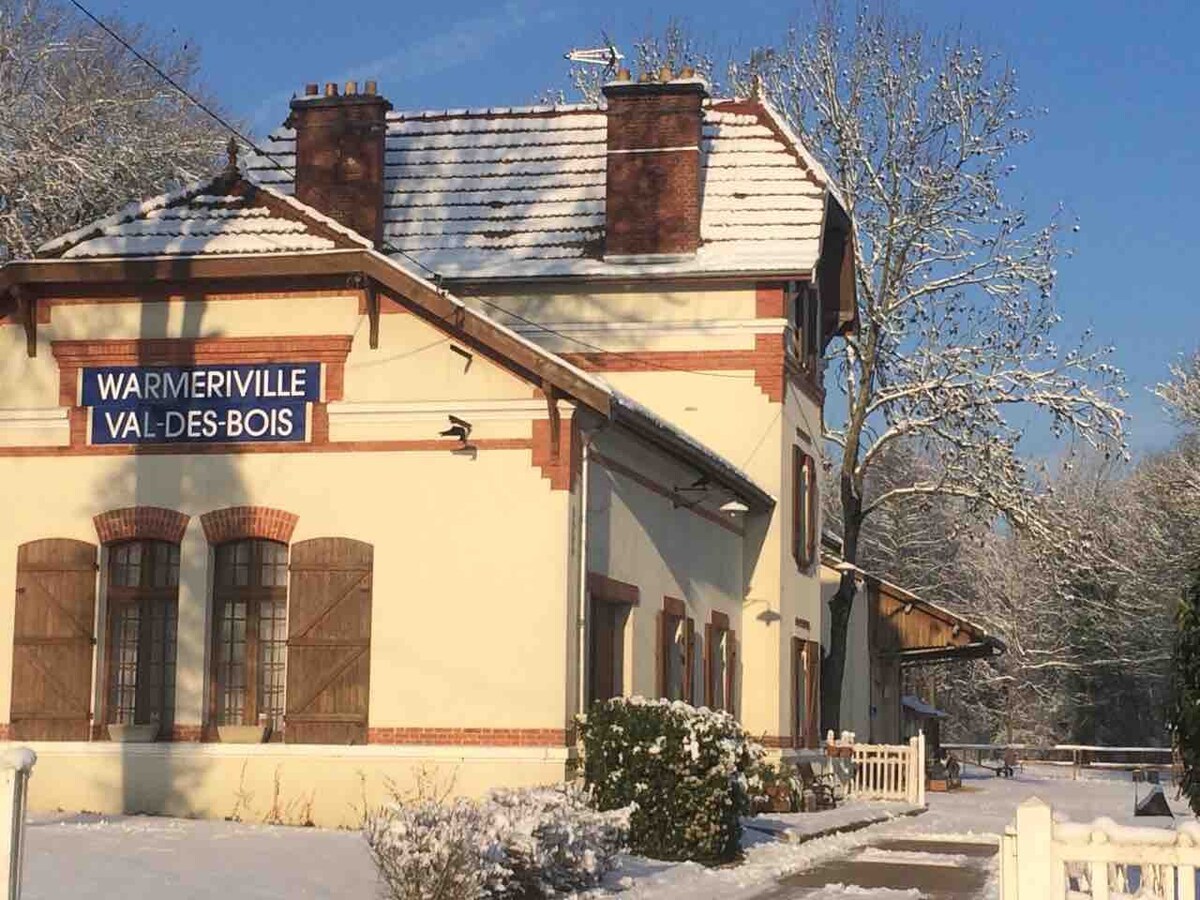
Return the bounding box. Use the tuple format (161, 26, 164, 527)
(0, 408, 68, 425)
(607, 146, 698, 155)
(327, 398, 558, 425)
(6, 741, 573, 763)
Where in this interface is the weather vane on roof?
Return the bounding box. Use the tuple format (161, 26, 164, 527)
(564, 33, 624, 76)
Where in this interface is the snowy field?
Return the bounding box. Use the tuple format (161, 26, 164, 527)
(20, 765, 1190, 900)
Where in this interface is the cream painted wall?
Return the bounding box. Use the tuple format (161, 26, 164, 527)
(583, 425, 750, 709)
(0, 293, 578, 736)
(466, 282, 829, 744)
(0, 448, 573, 732)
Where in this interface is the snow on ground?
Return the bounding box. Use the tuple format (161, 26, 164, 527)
(19, 766, 1191, 900)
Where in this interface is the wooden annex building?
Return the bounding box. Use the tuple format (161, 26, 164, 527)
(0, 73, 858, 825)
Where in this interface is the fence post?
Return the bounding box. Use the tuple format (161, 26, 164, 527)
(1014, 797, 1055, 900)
(0, 748, 35, 900)
(917, 731, 927, 807)
(1000, 824, 1019, 900)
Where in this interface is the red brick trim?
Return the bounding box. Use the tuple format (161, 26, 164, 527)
(366, 727, 568, 747)
(200, 506, 298, 545)
(759, 735, 795, 749)
(563, 333, 786, 403)
(51, 335, 353, 369)
(0, 724, 10, 741)
(756, 282, 786, 318)
(93, 507, 190, 545)
(169, 725, 204, 742)
(0, 302, 50, 326)
(587, 573, 640, 606)
(589, 451, 745, 537)
(531, 416, 576, 491)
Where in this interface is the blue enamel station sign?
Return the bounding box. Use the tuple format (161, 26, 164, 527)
(81, 363, 321, 445)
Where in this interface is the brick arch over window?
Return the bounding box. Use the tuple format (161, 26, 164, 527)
(93, 507, 190, 545)
(200, 507, 298, 546)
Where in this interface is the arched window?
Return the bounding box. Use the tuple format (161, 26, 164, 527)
(211, 539, 288, 733)
(104, 540, 179, 730)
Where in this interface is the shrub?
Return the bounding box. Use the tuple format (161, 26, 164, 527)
(364, 784, 629, 900)
(578, 696, 765, 863)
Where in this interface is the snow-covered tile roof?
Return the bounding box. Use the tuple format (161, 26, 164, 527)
(39, 178, 350, 260)
(245, 98, 829, 279)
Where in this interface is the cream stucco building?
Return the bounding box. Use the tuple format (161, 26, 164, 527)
(0, 74, 856, 825)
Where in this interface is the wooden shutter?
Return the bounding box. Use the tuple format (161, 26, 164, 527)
(285, 538, 372, 744)
(11, 539, 98, 740)
(805, 640, 822, 749)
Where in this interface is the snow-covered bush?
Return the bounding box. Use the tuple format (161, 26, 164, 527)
(364, 784, 629, 900)
(578, 696, 765, 863)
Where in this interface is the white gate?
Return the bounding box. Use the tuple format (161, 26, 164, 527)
(845, 733, 926, 806)
(1000, 797, 1200, 900)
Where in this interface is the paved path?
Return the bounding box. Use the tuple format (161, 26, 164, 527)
(764, 836, 998, 899)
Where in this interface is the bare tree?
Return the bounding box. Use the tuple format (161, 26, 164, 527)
(0, 0, 228, 260)
(735, 6, 1128, 729)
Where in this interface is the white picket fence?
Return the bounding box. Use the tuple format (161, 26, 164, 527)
(1001, 797, 1200, 900)
(844, 733, 926, 806)
(0, 748, 34, 900)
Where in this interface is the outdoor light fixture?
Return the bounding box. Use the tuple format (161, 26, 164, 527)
(439, 415, 472, 442)
(720, 499, 749, 515)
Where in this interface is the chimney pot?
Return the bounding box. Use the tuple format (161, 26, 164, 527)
(658, 65, 673, 82)
(304, 83, 319, 96)
(679, 66, 696, 79)
(324, 82, 338, 97)
(638, 72, 653, 83)
(345, 80, 358, 95)
(364, 80, 378, 95)
(615, 68, 631, 82)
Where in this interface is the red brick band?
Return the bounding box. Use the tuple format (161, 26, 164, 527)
(93, 507, 190, 545)
(367, 727, 569, 747)
(200, 506, 298, 545)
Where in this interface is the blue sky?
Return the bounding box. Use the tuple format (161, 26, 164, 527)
(83, 0, 1200, 454)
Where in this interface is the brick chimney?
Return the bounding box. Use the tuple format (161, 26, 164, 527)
(602, 71, 708, 259)
(286, 81, 392, 246)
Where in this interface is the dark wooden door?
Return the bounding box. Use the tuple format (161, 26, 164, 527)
(285, 538, 372, 744)
(11, 539, 98, 740)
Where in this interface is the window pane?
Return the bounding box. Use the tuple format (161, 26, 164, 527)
(667, 617, 685, 701)
(108, 604, 140, 724)
(257, 598, 287, 731)
(216, 599, 248, 725)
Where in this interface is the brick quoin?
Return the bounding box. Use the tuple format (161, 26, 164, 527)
(93, 507, 190, 545)
(603, 79, 707, 257)
(531, 417, 577, 490)
(199, 506, 299, 545)
(366, 727, 569, 747)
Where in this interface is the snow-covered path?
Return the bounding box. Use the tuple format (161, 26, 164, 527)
(18, 766, 1189, 899)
